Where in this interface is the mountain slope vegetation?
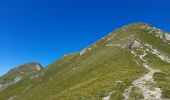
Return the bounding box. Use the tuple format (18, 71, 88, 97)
(0, 22, 170, 100)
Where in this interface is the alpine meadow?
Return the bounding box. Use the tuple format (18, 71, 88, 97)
(0, 22, 170, 100)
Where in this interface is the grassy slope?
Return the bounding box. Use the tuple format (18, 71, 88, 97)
(128, 23, 170, 99)
(15, 48, 145, 100)
(0, 63, 40, 81)
(138, 26, 170, 99)
(145, 53, 170, 99)
(0, 23, 169, 100)
(0, 63, 43, 99)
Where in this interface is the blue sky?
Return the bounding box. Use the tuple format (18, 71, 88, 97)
(0, 0, 170, 76)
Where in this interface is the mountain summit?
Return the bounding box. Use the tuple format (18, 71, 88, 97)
(0, 22, 170, 100)
(0, 62, 42, 92)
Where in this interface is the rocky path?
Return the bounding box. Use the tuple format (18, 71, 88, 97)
(102, 92, 113, 100)
(123, 51, 162, 100)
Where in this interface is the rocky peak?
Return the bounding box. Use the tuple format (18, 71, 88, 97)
(0, 62, 43, 92)
(127, 22, 170, 41)
(11, 62, 43, 72)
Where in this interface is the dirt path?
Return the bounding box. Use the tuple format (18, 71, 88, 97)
(123, 51, 162, 100)
(102, 92, 113, 100)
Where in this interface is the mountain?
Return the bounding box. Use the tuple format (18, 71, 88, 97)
(0, 62, 42, 92)
(0, 22, 170, 100)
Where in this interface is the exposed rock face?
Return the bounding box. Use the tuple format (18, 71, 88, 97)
(14, 76, 22, 83)
(80, 48, 87, 56)
(35, 64, 43, 71)
(139, 23, 170, 42)
(22, 62, 43, 71)
(165, 33, 170, 41)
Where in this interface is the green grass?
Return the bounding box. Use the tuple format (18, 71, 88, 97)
(0, 22, 169, 100)
(144, 51, 170, 99)
(129, 87, 144, 100)
(0, 47, 146, 100)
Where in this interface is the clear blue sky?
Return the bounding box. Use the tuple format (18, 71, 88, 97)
(0, 0, 170, 76)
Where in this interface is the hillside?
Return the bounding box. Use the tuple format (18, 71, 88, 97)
(0, 22, 170, 100)
(0, 62, 42, 92)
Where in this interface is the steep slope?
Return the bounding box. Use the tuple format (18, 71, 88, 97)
(0, 62, 43, 99)
(0, 22, 170, 100)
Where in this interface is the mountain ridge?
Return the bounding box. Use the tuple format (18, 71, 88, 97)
(0, 62, 43, 92)
(0, 22, 170, 100)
